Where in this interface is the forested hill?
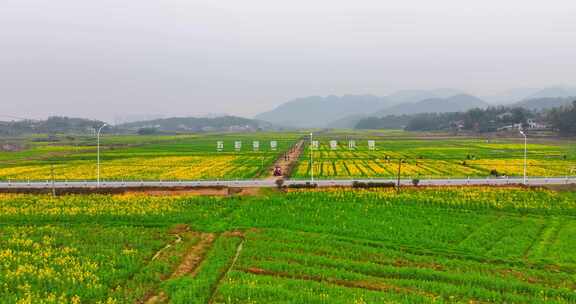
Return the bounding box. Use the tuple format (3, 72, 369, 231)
(355, 101, 576, 135)
(0, 116, 105, 136)
(117, 116, 274, 132)
(0, 115, 276, 136)
(373, 94, 488, 116)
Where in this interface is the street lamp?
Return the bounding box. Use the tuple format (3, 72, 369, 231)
(519, 129, 527, 185)
(310, 132, 314, 183)
(97, 123, 107, 187)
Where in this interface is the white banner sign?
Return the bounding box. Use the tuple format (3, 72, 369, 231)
(348, 140, 356, 150)
(270, 140, 277, 151)
(234, 141, 242, 151)
(217, 141, 224, 152)
(330, 140, 338, 150)
(253, 141, 260, 151)
(368, 140, 375, 151)
(311, 140, 319, 150)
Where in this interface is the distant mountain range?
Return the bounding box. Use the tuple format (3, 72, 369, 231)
(104, 95, 575, 132)
(512, 96, 575, 111)
(254, 89, 464, 128)
(374, 94, 488, 116)
(482, 86, 576, 104)
(481, 88, 543, 105)
(526, 87, 576, 99)
(4, 87, 574, 135)
(254, 86, 576, 128)
(254, 95, 387, 128)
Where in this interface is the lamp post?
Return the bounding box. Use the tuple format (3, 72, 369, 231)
(310, 132, 314, 183)
(396, 158, 403, 193)
(519, 129, 527, 185)
(97, 123, 107, 187)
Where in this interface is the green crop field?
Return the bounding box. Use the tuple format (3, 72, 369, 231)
(2, 131, 576, 181)
(1, 186, 576, 303)
(0, 133, 301, 181)
(294, 131, 576, 179)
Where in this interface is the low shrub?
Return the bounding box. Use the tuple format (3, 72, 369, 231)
(352, 181, 396, 188)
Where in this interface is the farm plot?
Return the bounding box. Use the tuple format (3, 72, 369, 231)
(215, 227, 576, 304)
(1, 187, 576, 303)
(0, 224, 195, 304)
(293, 137, 576, 179)
(0, 133, 300, 181)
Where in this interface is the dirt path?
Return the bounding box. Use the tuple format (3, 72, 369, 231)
(267, 139, 306, 180)
(145, 232, 216, 304)
(172, 233, 216, 278)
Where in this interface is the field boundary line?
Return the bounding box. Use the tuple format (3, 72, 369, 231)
(454, 214, 503, 247)
(521, 218, 550, 260)
(207, 236, 245, 304)
(524, 217, 564, 260)
(240, 267, 438, 299)
(240, 256, 573, 300)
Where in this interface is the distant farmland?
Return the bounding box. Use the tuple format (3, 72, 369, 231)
(0, 131, 575, 182)
(294, 135, 576, 179)
(0, 133, 299, 181)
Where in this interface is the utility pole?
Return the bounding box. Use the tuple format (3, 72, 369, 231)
(396, 158, 403, 193)
(97, 123, 107, 187)
(519, 130, 527, 185)
(51, 163, 56, 197)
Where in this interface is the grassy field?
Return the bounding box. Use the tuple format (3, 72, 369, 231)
(0, 133, 300, 181)
(1, 187, 576, 303)
(294, 132, 576, 179)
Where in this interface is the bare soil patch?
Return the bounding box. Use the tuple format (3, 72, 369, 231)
(172, 233, 216, 278)
(542, 184, 576, 192)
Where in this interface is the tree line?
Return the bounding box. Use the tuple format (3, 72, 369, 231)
(0, 116, 106, 136)
(548, 101, 576, 135)
(356, 101, 576, 135)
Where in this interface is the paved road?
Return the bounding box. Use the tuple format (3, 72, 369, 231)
(0, 177, 574, 189)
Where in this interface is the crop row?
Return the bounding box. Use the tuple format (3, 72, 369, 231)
(295, 157, 574, 179)
(214, 229, 576, 303)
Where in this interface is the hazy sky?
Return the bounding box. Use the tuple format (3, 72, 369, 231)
(1, 0, 576, 122)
